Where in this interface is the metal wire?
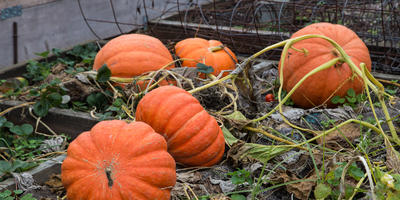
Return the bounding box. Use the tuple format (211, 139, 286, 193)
(76, 0, 400, 74)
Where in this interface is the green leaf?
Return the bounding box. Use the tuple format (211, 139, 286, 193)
(244, 143, 291, 164)
(347, 88, 356, 97)
(196, 63, 214, 74)
(222, 126, 239, 146)
(11, 160, 37, 173)
(386, 89, 396, 95)
(86, 93, 108, 109)
(21, 193, 37, 200)
(227, 169, 252, 185)
(0, 117, 7, 127)
(47, 92, 62, 106)
(34, 51, 49, 58)
(13, 190, 23, 195)
(356, 94, 364, 102)
(4, 121, 13, 128)
(331, 96, 345, 104)
(10, 124, 33, 136)
(51, 48, 62, 56)
(230, 194, 246, 200)
(314, 183, 332, 199)
(346, 96, 357, 104)
(33, 99, 50, 117)
(0, 190, 12, 198)
(0, 161, 12, 173)
(348, 163, 364, 181)
(96, 64, 111, 83)
(225, 111, 247, 121)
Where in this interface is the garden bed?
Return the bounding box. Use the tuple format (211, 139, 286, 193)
(1, 9, 400, 200)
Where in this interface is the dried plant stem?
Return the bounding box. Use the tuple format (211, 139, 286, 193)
(244, 126, 308, 151)
(0, 101, 35, 116)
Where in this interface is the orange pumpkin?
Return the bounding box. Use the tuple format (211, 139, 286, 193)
(61, 120, 176, 200)
(175, 38, 237, 77)
(93, 34, 175, 90)
(135, 86, 225, 167)
(279, 23, 371, 108)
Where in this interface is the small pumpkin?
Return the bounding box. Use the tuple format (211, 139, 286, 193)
(61, 120, 176, 200)
(93, 34, 175, 90)
(279, 23, 371, 108)
(175, 38, 237, 77)
(135, 86, 225, 167)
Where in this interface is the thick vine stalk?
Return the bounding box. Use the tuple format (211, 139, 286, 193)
(186, 33, 398, 147)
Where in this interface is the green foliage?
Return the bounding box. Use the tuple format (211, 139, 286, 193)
(314, 183, 332, 199)
(0, 116, 43, 181)
(280, 90, 294, 106)
(29, 78, 68, 117)
(331, 88, 365, 108)
(0, 190, 36, 200)
(96, 64, 111, 83)
(230, 194, 246, 200)
(320, 162, 364, 199)
(320, 119, 337, 129)
(24, 43, 98, 82)
(227, 169, 253, 185)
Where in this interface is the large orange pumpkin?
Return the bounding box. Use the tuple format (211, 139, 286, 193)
(175, 38, 237, 77)
(61, 120, 176, 200)
(135, 86, 225, 167)
(279, 22, 371, 108)
(93, 34, 175, 90)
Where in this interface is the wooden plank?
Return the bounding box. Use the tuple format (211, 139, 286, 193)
(0, 100, 99, 139)
(0, 0, 59, 9)
(0, 155, 66, 191)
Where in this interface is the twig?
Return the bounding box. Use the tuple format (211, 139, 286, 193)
(0, 102, 35, 116)
(28, 107, 58, 136)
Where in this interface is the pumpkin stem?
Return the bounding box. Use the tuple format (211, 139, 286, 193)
(290, 46, 309, 56)
(208, 45, 224, 52)
(105, 167, 114, 187)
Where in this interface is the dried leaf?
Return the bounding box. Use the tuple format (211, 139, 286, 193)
(226, 141, 254, 167)
(227, 140, 292, 167)
(315, 123, 360, 150)
(244, 143, 292, 164)
(275, 172, 317, 200)
(224, 111, 252, 129)
(222, 126, 239, 147)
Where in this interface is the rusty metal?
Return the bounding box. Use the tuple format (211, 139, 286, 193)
(77, 0, 101, 40)
(108, 0, 123, 34)
(12, 22, 17, 64)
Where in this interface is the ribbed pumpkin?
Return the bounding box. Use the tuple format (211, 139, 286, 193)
(175, 38, 237, 77)
(61, 120, 176, 200)
(93, 34, 175, 90)
(279, 23, 371, 108)
(135, 86, 225, 167)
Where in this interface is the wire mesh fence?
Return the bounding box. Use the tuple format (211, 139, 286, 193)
(78, 0, 400, 75)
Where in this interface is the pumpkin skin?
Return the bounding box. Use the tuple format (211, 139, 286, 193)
(61, 120, 176, 200)
(175, 38, 237, 77)
(135, 86, 225, 167)
(279, 23, 371, 108)
(93, 34, 175, 90)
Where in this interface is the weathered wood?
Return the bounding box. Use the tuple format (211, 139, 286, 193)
(0, 155, 66, 191)
(0, 100, 99, 139)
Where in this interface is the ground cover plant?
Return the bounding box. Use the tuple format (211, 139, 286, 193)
(0, 22, 399, 200)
